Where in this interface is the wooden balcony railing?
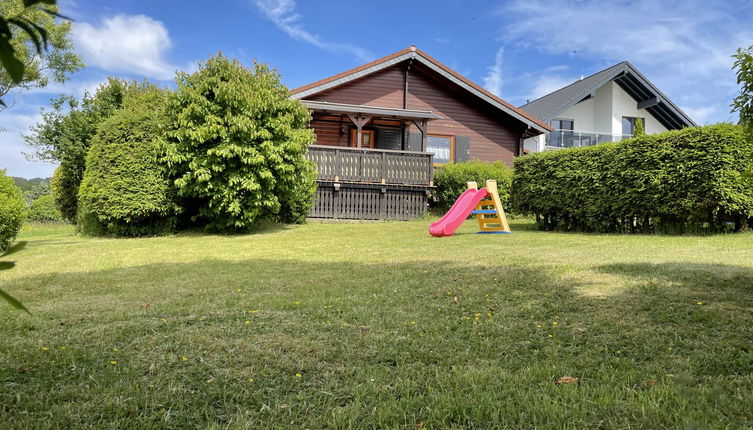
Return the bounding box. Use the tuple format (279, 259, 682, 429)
(306, 145, 434, 186)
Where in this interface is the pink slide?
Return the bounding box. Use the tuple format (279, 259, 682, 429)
(429, 188, 489, 237)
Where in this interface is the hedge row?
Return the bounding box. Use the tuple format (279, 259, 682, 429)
(433, 160, 513, 211)
(512, 124, 753, 233)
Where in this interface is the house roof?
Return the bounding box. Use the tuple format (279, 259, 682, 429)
(291, 46, 551, 134)
(519, 61, 696, 130)
(301, 100, 442, 120)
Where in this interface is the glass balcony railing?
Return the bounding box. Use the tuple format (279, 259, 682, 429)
(545, 130, 632, 149)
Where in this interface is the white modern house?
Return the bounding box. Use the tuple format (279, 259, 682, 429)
(519, 61, 696, 152)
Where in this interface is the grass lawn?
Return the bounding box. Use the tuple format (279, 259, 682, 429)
(2, 219, 753, 428)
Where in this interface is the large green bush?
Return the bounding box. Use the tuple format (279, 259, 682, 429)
(162, 54, 316, 231)
(27, 194, 63, 222)
(433, 160, 513, 211)
(77, 87, 178, 236)
(0, 170, 26, 252)
(512, 124, 753, 233)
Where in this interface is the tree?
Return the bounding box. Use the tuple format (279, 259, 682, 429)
(26, 78, 152, 222)
(732, 45, 753, 136)
(78, 86, 178, 236)
(162, 54, 317, 232)
(0, 0, 83, 110)
(634, 117, 645, 136)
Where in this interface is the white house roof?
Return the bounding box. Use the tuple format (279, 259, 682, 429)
(519, 62, 696, 130)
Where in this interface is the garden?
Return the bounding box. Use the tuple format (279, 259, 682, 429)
(1, 8, 753, 425)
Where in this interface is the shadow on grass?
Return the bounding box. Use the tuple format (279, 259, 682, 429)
(3, 257, 753, 428)
(596, 262, 753, 294)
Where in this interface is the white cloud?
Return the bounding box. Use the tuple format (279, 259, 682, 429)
(498, 0, 753, 123)
(529, 74, 577, 101)
(483, 47, 505, 96)
(251, 0, 372, 63)
(1, 109, 56, 178)
(72, 15, 179, 80)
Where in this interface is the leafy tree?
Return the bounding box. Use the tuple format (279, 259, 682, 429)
(733, 45, 753, 136)
(78, 86, 178, 236)
(27, 193, 60, 222)
(0, 0, 82, 110)
(26, 79, 152, 222)
(162, 54, 317, 231)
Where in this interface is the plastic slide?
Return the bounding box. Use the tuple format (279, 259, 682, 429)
(429, 188, 489, 237)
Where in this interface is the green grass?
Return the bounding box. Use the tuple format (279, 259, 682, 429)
(2, 220, 753, 428)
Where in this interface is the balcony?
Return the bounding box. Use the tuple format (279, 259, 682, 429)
(545, 130, 632, 149)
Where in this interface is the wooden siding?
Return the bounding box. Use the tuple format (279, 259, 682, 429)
(306, 63, 526, 165)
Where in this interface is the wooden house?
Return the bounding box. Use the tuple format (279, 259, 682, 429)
(291, 46, 550, 220)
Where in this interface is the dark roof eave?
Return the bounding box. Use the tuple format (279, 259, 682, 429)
(301, 100, 443, 121)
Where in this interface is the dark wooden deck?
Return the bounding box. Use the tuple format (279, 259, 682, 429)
(306, 145, 434, 186)
(306, 145, 434, 220)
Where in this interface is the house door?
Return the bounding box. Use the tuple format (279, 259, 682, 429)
(350, 129, 375, 148)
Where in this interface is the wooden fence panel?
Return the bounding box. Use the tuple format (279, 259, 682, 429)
(309, 183, 429, 221)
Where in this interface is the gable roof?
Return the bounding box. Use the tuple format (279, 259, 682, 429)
(519, 61, 696, 130)
(290, 46, 551, 134)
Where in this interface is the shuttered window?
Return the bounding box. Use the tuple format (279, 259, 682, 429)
(427, 135, 454, 164)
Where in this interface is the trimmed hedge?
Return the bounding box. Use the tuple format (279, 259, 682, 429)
(78, 87, 178, 236)
(512, 124, 753, 233)
(0, 170, 26, 253)
(433, 160, 513, 211)
(27, 194, 63, 223)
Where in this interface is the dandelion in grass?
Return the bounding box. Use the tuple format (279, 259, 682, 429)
(182, 357, 188, 361)
(295, 373, 302, 378)
(113, 347, 119, 352)
(245, 320, 251, 325)
(110, 360, 118, 365)
(410, 321, 416, 325)
(696, 301, 704, 305)
(235, 288, 242, 292)
(536, 324, 542, 328)
(248, 378, 254, 382)
(548, 334, 553, 338)
(41, 347, 49, 351)
(552, 321, 558, 326)
(59, 346, 66, 350)
(160, 318, 167, 322)
(248, 310, 259, 313)
(293, 301, 300, 305)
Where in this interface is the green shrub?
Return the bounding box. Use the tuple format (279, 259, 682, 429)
(162, 54, 316, 232)
(512, 124, 753, 233)
(27, 194, 63, 222)
(77, 87, 178, 236)
(50, 164, 78, 222)
(0, 170, 26, 252)
(433, 160, 513, 211)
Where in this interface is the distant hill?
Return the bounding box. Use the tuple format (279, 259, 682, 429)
(12, 177, 51, 192)
(12, 177, 52, 204)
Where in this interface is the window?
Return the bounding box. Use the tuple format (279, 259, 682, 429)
(622, 117, 644, 136)
(427, 135, 454, 164)
(550, 119, 574, 130)
(349, 129, 375, 148)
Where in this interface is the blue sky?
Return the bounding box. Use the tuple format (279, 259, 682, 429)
(3, 0, 752, 177)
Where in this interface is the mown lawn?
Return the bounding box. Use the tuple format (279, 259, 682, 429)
(1, 220, 753, 429)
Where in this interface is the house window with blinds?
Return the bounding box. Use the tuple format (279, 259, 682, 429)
(427, 135, 454, 164)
